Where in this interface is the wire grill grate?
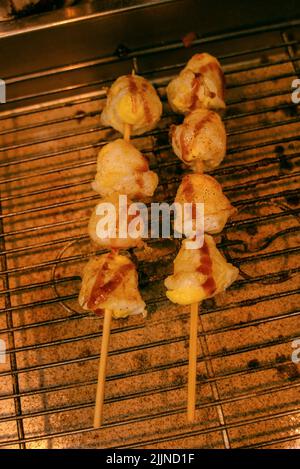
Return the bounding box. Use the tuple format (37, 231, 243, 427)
(0, 19, 300, 449)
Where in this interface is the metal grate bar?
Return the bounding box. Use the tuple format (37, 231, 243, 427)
(0, 350, 297, 406)
(3, 54, 298, 107)
(4, 18, 300, 84)
(0, 208, 25, 448)
(244, 434, 300, 448)
(0, 146, 299, 220)
(0, 208, 299, 257)
(1, 377, 300, 430)
(0, 102, 297, 165)
(0, 98, 298, 177)
(4, 36, 299, 86)
(2, 294, 300, 358)
(1, 105, 299, 174)
(1, 316, 299, 381)
(1, 399, 300, 449)
(0, 233, 299, 277)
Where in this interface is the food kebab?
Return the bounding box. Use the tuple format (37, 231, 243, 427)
(169, 109, 226, 172)
(88, 193, 145, 250)
(167, 52, 226, 173)
(165, 53, 238, 422)
(174, 173, 236, 236)
(91, 138, 158, 199)
(167, 52, 225, 114)
(79, 72, 162, 427)
(165, 236, 238, 306)
(79, 252, 146, 318)
(101, 74, 162, 135)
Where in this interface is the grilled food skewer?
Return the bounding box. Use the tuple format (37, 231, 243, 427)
(165, 53, 237, 422)
(80, 70, 161, 426)
(80, 251, 147, 427)
(170, 109, 226, 172)
(101, 71, 162, 136)
(93, 122, 131, 427)
(165, 235, 239, 421)
(94, 119, 131, 428)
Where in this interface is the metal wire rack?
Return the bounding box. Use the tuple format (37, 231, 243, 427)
(0, 17, 300, 449)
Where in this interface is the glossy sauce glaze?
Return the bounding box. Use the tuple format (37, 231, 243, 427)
(181, 176, 197, 219)
(181, 176, 194, 203)
(179, 111, 214, 161)
(136, 174, 145, 190)
(196, 240, 216, 296)
(190, 73, 203, 110)
(198, 61, 225, 100)
(87, 259, 134, 310)
(127, 75, 138, 115)
(141, 82, 152, 124)
(179, 126, 192, 162)
(188, 59, 225, 110)
(127, 75, 152, 124)
(138, 155, 149, 173)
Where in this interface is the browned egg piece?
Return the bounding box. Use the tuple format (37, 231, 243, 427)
(88, 194, 145, 250)
(91, 139, 159, 199)
(79, 252, 146, 319)
(101, 74, 162, 135)
(170, 109, 226, 171)
(167, 53, 225, 114)
(165, 234, 238, 305)
(174, 173, 236, 235)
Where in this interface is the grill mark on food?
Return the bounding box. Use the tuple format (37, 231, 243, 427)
(136, 174, 145, 190)
(180, 112, 214, 162)
(180, 126, 190, 161)
(192, 60, 225, 102)
(198, 61, 220, 75)
(128, 212, 137, 223)
(196, 240, 216, 296)
(194, 111, 214, 132)
(141, 82, 152, 124)
(139, 156, 149, 172)
(181, 176, 198, 218)
(127, 74, 138, 114)
(201, 61, 225, 99)
(190, 74, 202, 110)
(94, 308, 104, 317)
(127, 76, 152, 124)
(181, 176, 194, 203)
(87, 261, 134, 309)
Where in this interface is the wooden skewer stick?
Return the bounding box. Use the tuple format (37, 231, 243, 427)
(187, 302, 199, 422)
(93, 308, 113, 428)
(124, 123, 131, 142)
(194, 160, 204, 174)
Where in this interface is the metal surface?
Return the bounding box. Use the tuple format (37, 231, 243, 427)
(0, 2, 300, 449)
(0, 0, 78, 22)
